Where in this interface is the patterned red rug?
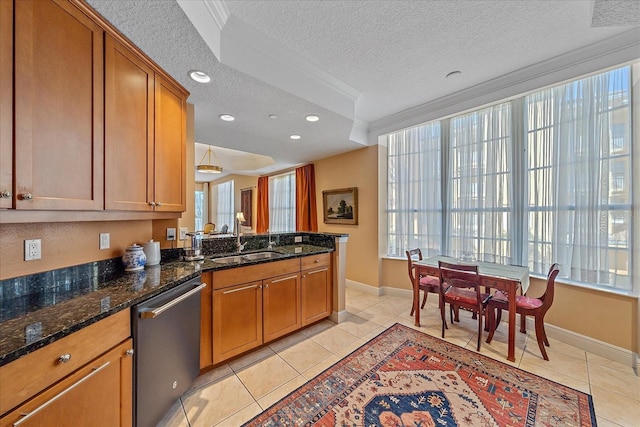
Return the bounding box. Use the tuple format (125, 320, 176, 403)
(244, 323, 595, 426)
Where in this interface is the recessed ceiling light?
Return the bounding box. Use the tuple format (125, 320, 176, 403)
(446, 71, 462, 79)
(305, 115, 319, 122)
(290, 134, 301, 140)
(188, 70, 211, 83)
(219, 114, 235, 122)
(269, 114, 279, 119)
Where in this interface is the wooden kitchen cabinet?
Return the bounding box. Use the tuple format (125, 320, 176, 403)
(0, 339, 133, 427)
(263, 272, 301, 342)
(105, 35, 154, 211)
(301, 253, 332, 326)
(105, 34, 187, 212)
(0, 0, 12, 209)
(153, 75, 187, 212)
(212, 281, 263, 364)
(13, 0, 104, 210)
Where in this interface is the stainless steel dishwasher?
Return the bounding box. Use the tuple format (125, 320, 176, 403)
(132, 276, 206, 427)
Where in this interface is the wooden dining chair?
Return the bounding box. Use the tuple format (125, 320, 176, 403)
(438, 261, 491, 351)
(485, 263, 560, 360)
(406, 249, 439, 316)
(203, 223, 215, 234)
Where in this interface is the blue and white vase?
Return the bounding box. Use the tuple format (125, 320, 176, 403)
(123, 244, 146, 272)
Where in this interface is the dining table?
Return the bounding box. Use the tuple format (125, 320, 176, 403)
(413, 255, 530, 362)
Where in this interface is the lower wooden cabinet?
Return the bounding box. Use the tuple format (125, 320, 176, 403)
(0, 339, 133, 427)
(301, 264, 332, 326)
(263, 273, 301, 342)
(200, 271, 213, 369)
(212, 281, 263, 364)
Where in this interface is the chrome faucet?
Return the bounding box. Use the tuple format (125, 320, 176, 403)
(267, 229, 276, 250)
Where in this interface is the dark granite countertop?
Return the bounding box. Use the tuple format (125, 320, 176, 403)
(0, 243, 333, 367)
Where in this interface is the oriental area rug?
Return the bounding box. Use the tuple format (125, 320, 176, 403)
(243, 323, 595, 427)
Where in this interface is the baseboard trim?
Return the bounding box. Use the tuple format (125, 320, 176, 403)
(330, 310, 349, 324)
(346, 281, 636, 371)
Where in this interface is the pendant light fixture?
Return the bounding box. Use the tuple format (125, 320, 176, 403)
(197, 146, 223, 174)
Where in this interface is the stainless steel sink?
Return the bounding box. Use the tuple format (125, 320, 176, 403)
(211, 255, 246, 264)
(242, 251, 283, 261)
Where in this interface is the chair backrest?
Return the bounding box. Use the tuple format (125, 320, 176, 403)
(539, 263, 560, 312)
(405, 248, 423, 284)
(438, 261, 481, 302)
(204, 223, 215, 234)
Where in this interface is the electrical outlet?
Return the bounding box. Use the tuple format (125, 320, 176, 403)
(179, 227, 188, 241)
(294, 236, 302, 243)
(99, 233, 110, 250)
(24, 239, 41, 261)
(166, 228, 176, 241)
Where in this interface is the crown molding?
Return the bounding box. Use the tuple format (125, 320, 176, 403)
(370, 28, 640, 138)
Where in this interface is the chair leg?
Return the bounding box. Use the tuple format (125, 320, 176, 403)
(534, 316, 549, 361)
(420, 291, 428, 309)
(520, 313, 527, 333)
(485, 307, 496, 344)
(440, 300, 447, 338)
(476, 310, 482, 351)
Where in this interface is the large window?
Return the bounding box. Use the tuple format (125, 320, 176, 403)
(216, 180, 234, 232)
(269, 172, 296, 232)
(387, 66, 633, 291)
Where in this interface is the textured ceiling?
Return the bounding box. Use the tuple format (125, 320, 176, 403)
(87, 0, 639, 180)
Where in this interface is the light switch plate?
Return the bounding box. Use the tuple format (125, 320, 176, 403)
(167, 228, 176, 241)
(99, 233, 110, 250)
(179, 227, 188, 241)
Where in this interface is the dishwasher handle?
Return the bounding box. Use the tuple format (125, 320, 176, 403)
(139, 283, 207, 319)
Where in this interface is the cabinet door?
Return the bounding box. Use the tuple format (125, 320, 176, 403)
(0, 0, 12, 209)
(105, 35, 154, 211)
(14, 0, 104, 210)
(263, 273, 301, 343)
(301, 266, 332, 326)
(200, 272, 213, 369)
(0, 339, 133, 427)
(154, 75, 186, 212)
(213, 281, 262, 364)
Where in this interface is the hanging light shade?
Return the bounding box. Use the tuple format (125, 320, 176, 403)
(197, 146, 223, 173)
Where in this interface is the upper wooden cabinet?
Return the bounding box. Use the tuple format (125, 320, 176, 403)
(105, 36, 154, 211)
(0, 0, 13, 209)
(1, 0, 188, 217)
(13, 0, 104, 210)
(105, 36, 187, 212)
(153, 75, 187, 212)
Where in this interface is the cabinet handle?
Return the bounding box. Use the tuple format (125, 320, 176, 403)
(125, 349, 134, 356)
(140, 283, 207, 319)
(156, 201, 162, 207)
(149, 201, 156, 207)
(0, 191, 11, 198)
(269, 275, 298, 284)
(314, 259, 320, 263)
(13, 361, 111, 427)
(19, 192, 33, 200)
(307, 268, 329, 275)
(58, 354, 71, 364)
(223, 284, 259, 295)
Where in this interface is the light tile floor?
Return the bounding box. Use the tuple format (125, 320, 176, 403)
(160, 288, 640, 427)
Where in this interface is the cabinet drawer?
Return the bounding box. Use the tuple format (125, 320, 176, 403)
(301, 253, 330, 270)
(212, 258, 300, 289)
(0, 309, 130, 415)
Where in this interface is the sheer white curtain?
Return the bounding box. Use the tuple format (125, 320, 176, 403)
(447, 103, 513, 263)
(269, 172, 295, 232)
(216, 180, 234, 232)
(525, 67, 632, 287)
(387, 123, 442, 257)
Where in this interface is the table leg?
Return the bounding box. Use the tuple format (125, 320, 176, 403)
(507, 289, 516, 362)
(413, 267, 421, 327)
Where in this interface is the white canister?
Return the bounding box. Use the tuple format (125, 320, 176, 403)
(143, 240, 161, 266)
(123, 244, 146, 271)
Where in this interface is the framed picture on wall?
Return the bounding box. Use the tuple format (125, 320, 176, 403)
(322, 187, 358, 225)
(240, 188, 252, 227)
